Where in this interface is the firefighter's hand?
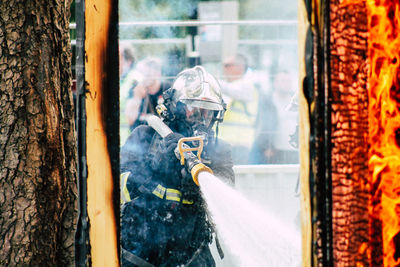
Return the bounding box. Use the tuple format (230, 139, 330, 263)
(159, 132, 185, 171)
(151, 133, 184, 173)
(164, 132, 184, 155)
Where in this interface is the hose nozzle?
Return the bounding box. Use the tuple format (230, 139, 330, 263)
(177, 136, 205, 165)
(177, 136, 213, 186)
(190, 163, 213, 186)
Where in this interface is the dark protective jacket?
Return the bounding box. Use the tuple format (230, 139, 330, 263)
(120, 124, 234, 267)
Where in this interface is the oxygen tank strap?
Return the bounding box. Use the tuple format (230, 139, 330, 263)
(215, 234, 225, 259)
(183, 241, 207, 267)
(122, 248, 155, 267)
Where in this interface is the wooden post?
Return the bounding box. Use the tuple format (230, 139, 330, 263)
(298, 0, 312, 266)
(85, 0, 120, 266)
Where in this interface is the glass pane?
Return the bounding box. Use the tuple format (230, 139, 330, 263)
(119, 1, 300, 266)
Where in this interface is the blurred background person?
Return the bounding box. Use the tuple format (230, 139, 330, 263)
(123, 57, 171, 132)
(271, 70, 299, 164)
(119, 44, 136, 82)
(218, 53, 259, 164)
(248, 88, 277, 164)
(249, 70, 299, 164)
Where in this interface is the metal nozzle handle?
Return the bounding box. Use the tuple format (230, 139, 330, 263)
(177, 136, 204, 165)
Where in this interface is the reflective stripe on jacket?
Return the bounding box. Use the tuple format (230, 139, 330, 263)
(152, 184, 194, 204)
(121, 173, 193, 205)
(120, 172, 131, 204)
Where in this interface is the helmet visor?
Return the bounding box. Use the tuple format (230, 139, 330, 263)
(172, 66, 224, 111)
(184, 105, 215, 128)
(180, 99, 222, 111)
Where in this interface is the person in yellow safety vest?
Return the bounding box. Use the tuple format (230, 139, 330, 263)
(120, 66, 234, 267)
(218, 54, 258, 164)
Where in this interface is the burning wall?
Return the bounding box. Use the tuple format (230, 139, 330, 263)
(330, 0, 369, 266)
(301, 0, 400, 266)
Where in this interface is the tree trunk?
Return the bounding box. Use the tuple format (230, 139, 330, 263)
(0, 0, 77, 266)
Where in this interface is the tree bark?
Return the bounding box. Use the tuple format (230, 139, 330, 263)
(0, 0, 77, 266)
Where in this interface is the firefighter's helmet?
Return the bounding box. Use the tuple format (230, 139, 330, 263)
(169, 66, 226, 129)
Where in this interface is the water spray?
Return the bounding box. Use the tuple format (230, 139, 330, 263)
(198, 172, 301, 267)
(176, 136, 301, 266)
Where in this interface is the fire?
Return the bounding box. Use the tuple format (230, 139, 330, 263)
(368, 0, 400, 266)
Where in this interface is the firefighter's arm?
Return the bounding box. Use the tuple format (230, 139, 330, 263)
(149, 132, 184, 173)
(120, 125, 158, 203)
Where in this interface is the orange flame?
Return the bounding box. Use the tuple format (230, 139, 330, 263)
(368, 0, 400, 266)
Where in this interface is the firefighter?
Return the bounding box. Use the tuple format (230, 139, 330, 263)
(120, 66, 235, 267)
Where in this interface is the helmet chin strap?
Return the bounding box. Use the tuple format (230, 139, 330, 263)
(215, 121, 220, 146)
